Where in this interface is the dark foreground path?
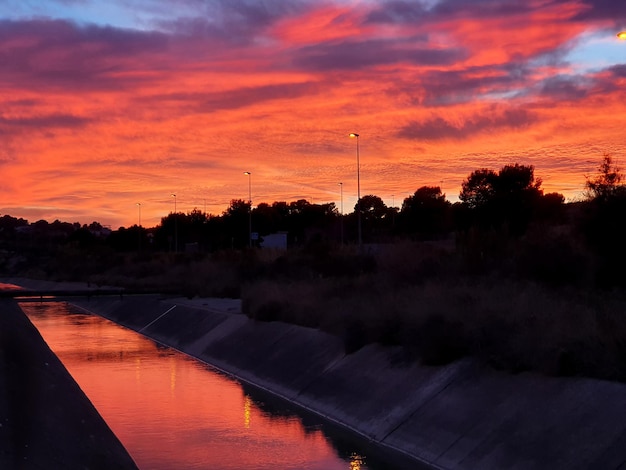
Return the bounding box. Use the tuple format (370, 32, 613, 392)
(0, 299, 138, 470)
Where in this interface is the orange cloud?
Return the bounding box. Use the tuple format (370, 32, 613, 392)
(0, 1, 624, 228)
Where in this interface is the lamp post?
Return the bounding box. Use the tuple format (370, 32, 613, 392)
(244, 172, 252, 248)
(136, 202, 141, 227)
(171, 193, 177, 253)
(338, 182, 344, 245)
(349, 133, 362, 247)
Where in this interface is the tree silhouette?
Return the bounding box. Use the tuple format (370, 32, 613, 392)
(584, 154, 624, 201)
(459, 169, 498, 209)
(0, 215, 28, 243)
(400, 186, 451, 239)
(357, 195, 388, 223)
(356, 195, 393, 241)
(459, 164, 543, 235)
(287, 199, 336, 245)
(581, 154, 626, 286)
(222, 199, 251, 249)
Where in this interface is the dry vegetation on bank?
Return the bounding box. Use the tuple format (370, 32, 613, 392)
(240, 242, 626, 383)
(26, 234, 624, 384)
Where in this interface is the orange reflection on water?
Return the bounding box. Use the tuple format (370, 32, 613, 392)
(22, 303, 357, 470)
(351, 453, 365, 470)
(244, 394, 252, 429)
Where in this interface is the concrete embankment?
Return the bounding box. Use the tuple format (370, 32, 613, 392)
(63, 293, 626, 470)
(0, 298, 138, 470)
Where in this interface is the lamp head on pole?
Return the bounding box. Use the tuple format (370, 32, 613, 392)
(244, 171, 251, 175)
(349, 133, 359, 138)
(618, 31, 626, 40)
(171, 193, 176, 198)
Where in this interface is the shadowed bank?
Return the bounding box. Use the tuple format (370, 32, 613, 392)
(0, 299, 138, 469)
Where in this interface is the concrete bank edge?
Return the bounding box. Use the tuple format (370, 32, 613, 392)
(0, 299, 138, 469)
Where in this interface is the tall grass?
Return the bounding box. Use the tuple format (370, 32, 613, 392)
(241, 241, 626, 382)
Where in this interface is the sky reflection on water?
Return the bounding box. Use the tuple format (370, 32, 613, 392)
(22, 302, 396, 470)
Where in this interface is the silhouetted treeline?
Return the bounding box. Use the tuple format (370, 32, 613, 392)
(2, 155, 626, 288)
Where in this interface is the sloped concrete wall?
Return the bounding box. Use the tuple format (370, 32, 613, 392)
(0, 299, 138, 469)
(67, 294, 626, 470)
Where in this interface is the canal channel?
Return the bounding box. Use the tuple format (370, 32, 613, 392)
(22, 301, 413, 470)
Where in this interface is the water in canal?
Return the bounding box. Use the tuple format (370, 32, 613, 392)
(21, 302, 410, 470)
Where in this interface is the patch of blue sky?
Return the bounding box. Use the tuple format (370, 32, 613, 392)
(0, 0, 155, 30)
(0, 0, 49, 19)
(565, 29, 626, 73)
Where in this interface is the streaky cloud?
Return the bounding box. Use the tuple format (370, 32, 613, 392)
(571, 0, 626, 20)
(0, 113, 91, 130)
(398, 107, 537, 141)
(138, 81, 320, 113)
(366, 0, 555, 24)
(293, 38, 467, 71)
(155, 0, 313, 44)
(0, 19, 169, 90)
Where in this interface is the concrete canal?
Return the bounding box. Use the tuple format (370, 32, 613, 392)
(8, 278, 626, 469)
(21, 301, 413, 470)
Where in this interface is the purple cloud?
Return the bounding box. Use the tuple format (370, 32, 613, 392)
(572, 0, 626, 20)
(537, 75, 592, 101)
(537, 64, 626, 101)
(398, 107, 537, 141)
(156, 0, 313, 45)
(293, 38, 467, 71)
(0, 113, 91, 130)
(366, 0, 551, 25)
(135, 81, 321, 113)
(0, 19, 169, 91)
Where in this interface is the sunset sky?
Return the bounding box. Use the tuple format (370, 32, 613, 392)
(1, 0, 625, 229)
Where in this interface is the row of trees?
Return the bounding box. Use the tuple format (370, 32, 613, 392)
(123, 161, 565, 251)
(0, 161, 580, 252)
(0, 156, 622, 257)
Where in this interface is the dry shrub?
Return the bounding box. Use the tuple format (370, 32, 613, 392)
(242, 280, 322, 327)
(513, 229, 592, 287)
(89, 252, 242, 297)
(239, 272, 626, 382)
(398, 279, 626, 380)
(374, 241, 454, 285)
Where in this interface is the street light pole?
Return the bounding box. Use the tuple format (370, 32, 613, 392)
(244, 172, 252, 248)
(171, 193, 177, 253)
(349, 133, 362, 247)
(338, 182, 344, 245)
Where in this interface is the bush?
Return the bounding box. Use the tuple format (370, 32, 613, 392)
(513, 230, 591, 287)
(411, 313, 469, 365)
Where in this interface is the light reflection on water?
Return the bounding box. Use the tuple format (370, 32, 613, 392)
(21, 302, 397, 470)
